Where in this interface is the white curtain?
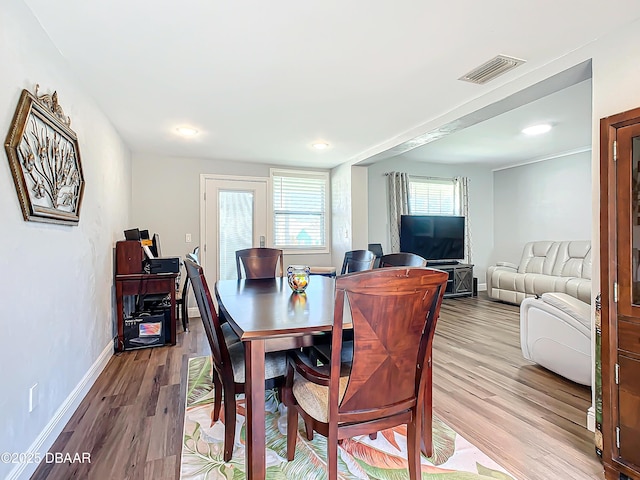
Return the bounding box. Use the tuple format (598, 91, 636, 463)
(387, 172, 410, 253)
(454, 176, 472, 263)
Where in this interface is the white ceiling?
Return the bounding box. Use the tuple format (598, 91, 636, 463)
(23, 0, 640, 169)
(398, 79, 593, 169)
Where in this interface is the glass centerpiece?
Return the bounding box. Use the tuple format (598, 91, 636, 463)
(287, 265, 310, 293)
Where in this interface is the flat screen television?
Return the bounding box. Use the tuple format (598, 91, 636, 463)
(400, 215, 465, 262)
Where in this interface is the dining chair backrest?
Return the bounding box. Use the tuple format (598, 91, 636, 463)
(330, 267, 448, 418)
(340, 249, 376, 275)
(367, 243, 384, 268)
(184, 258, 232, 376)
(379, 252, 427, 268)
(235, 247, 284, 279)
(187, 245, 200, 265)
(177, 246, 201, 331)
(182, 246, 200, 293)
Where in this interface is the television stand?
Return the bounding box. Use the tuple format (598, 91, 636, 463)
(429, 260, 459, 266)
(428, 262, 474, 298)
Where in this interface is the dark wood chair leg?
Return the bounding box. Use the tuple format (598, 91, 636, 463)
(223, 383, 236, 462)
(211, 370, 222, 422)
(422, 369, 433, 457)
(286, 403, 298, 460)
(181, 298, 188, 332)
(369, 432, 377, 440)
(305, 419, 314, 441)
(422, 413, 433, 458)
(328, 424, 339, 480)
(407, 411, 421, 480)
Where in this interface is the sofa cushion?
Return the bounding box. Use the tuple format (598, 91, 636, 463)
(564, 277, 592, 304)
(522, 273, 571, 297)
(551, 241, 592, 279)
(518, 241, 559, 275)
(489, 267, 524, 291)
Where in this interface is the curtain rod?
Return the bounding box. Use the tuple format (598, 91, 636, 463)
(384, 172, 453, 181)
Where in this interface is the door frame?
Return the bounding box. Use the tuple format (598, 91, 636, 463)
(199, 173, 271, 279)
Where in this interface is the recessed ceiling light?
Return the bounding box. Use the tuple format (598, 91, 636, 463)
(522, 124, 552, 136)
(175, 126, 199, 137)
(312, 142, 329, 150)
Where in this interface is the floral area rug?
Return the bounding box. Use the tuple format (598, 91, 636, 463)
(181, 356, 517, 480)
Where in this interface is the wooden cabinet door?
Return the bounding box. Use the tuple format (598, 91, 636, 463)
(618, 355, 640, 465)
(615, 123, 640, 471)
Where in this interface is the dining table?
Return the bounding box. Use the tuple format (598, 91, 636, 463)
(215, 274, 336, 480)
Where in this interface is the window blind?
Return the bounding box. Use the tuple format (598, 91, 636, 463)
(409, 177, 456, 215)
(272, 170, 328, 249)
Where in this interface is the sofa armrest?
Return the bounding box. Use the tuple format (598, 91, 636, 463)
(540, 292, 591, 329)
(495, 261, 518, 270)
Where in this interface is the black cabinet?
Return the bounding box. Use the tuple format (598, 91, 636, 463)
(429, 263, 474, 298)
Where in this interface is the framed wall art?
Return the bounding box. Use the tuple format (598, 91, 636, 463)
(4, 84, 85, 225)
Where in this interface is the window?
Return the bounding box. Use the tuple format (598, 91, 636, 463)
(271, 169, 329, 252)
(408, 177, 459, 215)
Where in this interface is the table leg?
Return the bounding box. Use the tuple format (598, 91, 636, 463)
(244, 339, 266, 480)
(169, 284, 177, 345)
(115, 281, 124, 352)
(421, 362, 433, 457)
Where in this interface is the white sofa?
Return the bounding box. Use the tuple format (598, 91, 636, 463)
(486, 241, 592, 305)
(520, 292, 591, 386)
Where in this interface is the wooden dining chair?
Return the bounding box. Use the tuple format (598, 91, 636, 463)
(235, 247, 284, 279)
(379, 252, 427, 267)
(339, 249, 376, 275)
(176, 246, 200, 332)
(283, 267, 448, 480)
(184, 258, 287, 461)
(312, 246, 375, 365)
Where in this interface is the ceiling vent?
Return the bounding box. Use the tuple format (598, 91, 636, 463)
(459, 55, 526, 85)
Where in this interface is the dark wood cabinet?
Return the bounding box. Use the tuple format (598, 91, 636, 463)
(429, 263, 474, 298)
(114, 241, 177, 352)
(601, 106, 640, 480)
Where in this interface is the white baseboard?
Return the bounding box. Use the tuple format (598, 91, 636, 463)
(587, 406, 596, 432)
(188, 306, 199, 318)
(7, 342, 113, 480)
(478, 282, 487, 292)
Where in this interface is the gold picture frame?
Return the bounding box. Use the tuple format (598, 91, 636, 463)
(4, 85, 85, 225)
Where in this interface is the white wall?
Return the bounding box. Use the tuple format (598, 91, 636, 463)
(492, 152, 592, 265)
(0, 2, 132, 479)
(591, 18, 640, 303)
(131, 153, 334, 273)
(330, 162, 352, 269)
(367, 158, 494, 284)
(351, 166, 369, 250)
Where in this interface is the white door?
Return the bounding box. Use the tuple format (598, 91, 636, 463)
(201, 176, 269, 281)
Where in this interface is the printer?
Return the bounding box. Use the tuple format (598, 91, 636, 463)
(145, 257, 180, 274)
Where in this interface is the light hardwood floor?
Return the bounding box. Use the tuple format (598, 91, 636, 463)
(31, 293, 604, 480)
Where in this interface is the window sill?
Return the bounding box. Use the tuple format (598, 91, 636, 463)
(281, 248, 330, 256)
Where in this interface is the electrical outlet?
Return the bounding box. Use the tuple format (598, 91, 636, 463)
(185, 233, 192, 243)
(29, 383, 38, 412)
